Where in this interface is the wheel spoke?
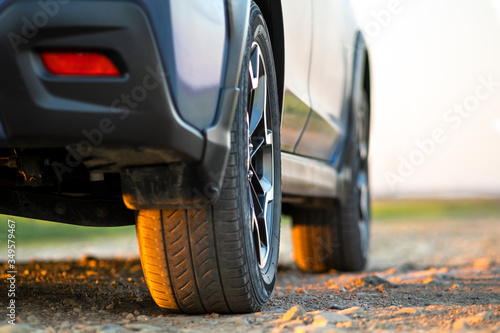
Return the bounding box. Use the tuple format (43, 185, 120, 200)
(250, 137, 265, 159)
(248, 42, 261, 91)
(247, 41, 275, 269)
(250, 164, 266, 196)
(258, 191, 273, 244)
(249, 174, 263, 215)
(250, 203, 263, 267)
(248, 42, 267, 137)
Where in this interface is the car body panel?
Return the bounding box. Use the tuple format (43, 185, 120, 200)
(0, 0, 202, 153)
(0, 0, 369, 224)
(169, 0, 226, 128)
(280, 0, 312, 153)
(280, 0, 358, 164)
(295, 0, 347, 161)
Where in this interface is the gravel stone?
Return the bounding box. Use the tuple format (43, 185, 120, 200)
(312, 311, 351, 326)
(394, 308, 419, 315)
(234, 318, 250, 326)
(360, 275, 392, 287)
(282, 305, 306, 322)
(452, 318, 470, 329)
(465, 311, 495, 326)
(59, 321, 70, 329)
(279, 320, 307, 330)
(338, 307, 365, 316)
(328, 304, 345, 310)
(124, 323, 163, 331)
(27, 315, 41, 326)
(95, 325, 130, 333)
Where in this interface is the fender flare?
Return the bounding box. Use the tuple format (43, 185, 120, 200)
(199, 0, 252, 202)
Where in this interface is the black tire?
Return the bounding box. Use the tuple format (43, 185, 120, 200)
(136, 2, 281, 314)
(292, 82, 370, 273)
(292, 158, 370, 272)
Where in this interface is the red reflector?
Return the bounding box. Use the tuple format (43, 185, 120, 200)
(41, 52, 120, 76)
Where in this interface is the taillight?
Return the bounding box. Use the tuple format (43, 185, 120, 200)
(40, 52, 121, 76)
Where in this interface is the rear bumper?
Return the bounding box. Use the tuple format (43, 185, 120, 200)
(0, 0, 204, 160)
(0, 0, 250, 208)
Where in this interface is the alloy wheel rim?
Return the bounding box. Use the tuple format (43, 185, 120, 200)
(357, 161, 370, 259)
(247, 41, 274, 269)
(357, 90, 370, 161)
(357, 85, 370, 259)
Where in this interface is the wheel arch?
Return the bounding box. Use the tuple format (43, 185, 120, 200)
(253, 0, 285, 117)
(363, 41, 371, 125)
(354, 32, 371, 115)
(335, 31, 371, 199)
(361, 35, 372, 150)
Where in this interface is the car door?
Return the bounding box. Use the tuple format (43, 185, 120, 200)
(294, 0, 355, 162)
(280, 0, 312, 153)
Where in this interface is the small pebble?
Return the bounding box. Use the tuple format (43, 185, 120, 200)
(395, 308, 418, 315)
(339, 307, 365, 316)
(452, 318, 470, 329)
(312, 311, 351, 328)
(27, 315, 41, 326)
(59, 321, 71, 329)
(235, 317, 250, 325)
(282, 305, 306, 322)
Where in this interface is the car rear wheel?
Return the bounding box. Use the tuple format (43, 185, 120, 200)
(291, 156, 370, 272)
(135, 2, 281, 314)
(292, 90, 370, 273)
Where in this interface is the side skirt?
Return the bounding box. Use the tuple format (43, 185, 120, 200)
(281, 152, 342, 200)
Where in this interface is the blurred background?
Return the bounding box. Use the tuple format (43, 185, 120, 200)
(351, 0, 500, 198)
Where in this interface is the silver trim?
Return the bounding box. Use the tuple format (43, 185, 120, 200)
(281, 152, 339, 198)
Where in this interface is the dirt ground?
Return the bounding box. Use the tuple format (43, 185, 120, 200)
(1, 217, 499, 332)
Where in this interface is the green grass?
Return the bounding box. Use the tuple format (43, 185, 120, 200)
(0, 215, 135, 245)
(372, 198, 500, 221)
(1, 199, 498, 246)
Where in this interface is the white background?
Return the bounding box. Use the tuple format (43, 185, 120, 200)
(350, 0, 500, 198)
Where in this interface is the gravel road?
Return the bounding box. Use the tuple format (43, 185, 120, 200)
(1, 217, 499, 332)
